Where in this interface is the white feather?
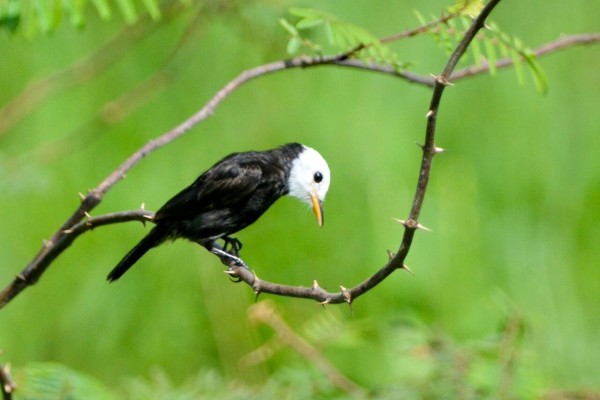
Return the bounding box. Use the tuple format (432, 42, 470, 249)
(287, 145, 331, 205)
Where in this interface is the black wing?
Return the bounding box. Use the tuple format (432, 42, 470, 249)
(154, 157, 264, 222)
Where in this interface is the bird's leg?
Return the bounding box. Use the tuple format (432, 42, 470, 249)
(209, 241, 248, 270)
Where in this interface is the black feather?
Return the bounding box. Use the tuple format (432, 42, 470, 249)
(107, 143, 305, 281)
(107, 225, 168, 282)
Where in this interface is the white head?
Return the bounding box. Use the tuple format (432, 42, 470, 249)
(287, 145, 331, 226)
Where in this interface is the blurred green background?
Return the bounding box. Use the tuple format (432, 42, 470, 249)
(1, 1, 599, 398)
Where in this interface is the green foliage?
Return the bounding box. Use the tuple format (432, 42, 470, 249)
(12, 314, 541, 399)
(279, 8, 402, 68)
(448, 0, 484, 17)
(486, 22, 549, 94)
(15, 363, 117, 400)
(280, 5, 548, 94)
(0, 0, 190, 35)
(422, 12, 549, 94)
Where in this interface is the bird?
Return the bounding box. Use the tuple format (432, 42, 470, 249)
(107, 143, 330, 282)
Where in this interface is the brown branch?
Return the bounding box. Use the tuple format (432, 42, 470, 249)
(452, 33, 600, 80)
(0, 210, 153, 308)
(0, 50, 439, 309)
(3, 0, 595, 309)
(219, 0, 503, 304)
(247, 301, 368, 397)
(0, 357, 15, 400)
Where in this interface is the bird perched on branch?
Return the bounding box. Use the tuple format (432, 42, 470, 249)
(107, 143, 331, 282)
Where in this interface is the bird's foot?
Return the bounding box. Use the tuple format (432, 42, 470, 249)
(222, 236, 243, 257)
(211, 247, 248, 270)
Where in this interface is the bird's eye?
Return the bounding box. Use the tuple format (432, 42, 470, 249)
(313, 172, 323, 183)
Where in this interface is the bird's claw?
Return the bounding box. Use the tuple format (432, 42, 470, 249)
(211, 247, 248, 270)
(222, 236, 243, 256)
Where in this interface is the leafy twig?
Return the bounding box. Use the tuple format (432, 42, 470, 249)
(246, 301, 367, 397)
(451, 33, 600, 80)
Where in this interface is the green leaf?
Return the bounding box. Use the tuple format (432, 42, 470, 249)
(523, 51, 549, 95)
(449, 0, 484, 17)
(330, 21, 348, 49)
(286, 36, 301, 54)
(279, 17, 298, 36)
(33, 0, 51, 33)
(484, 36, 497, 75)
(324, 21, 334, 45)
(413, 9, 427, 27)
(471, 34, 483, 67)
(16, 362, 117, 400)
(143, 0, 162, 20)
(116, 0, 137, 24)
(91, 0, 112, 20)
(510, 48, 525, 86)
(296, 17, 323, 30)
(289, 7, 321, 19)
(0, 0, 21, 33)
(438, 21, 453, 55)
(65, 0, 86, 28)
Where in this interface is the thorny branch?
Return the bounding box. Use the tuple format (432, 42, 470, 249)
(224, 0, 503, 304)
(1, 0, 597, 309)
(0, 357, 15, 400)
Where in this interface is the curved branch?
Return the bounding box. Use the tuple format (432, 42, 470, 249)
(224, 0, 504, 304)
(3, 0, 596, 309)
(0, 210, 152, 308)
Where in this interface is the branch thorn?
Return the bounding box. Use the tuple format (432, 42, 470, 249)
(434, 146, 447, 154)
(393, 218, 407, 227)
(386, 250, 396, 260)
(430, 73, 453, 86)
(140, 202, 145, 210)
(320, 298, 330, 307)
(415, 142, 425, 149)
(15, 273, 26, 282)
(340, 285, 352, 305)
(400, 264, 415, 275)
(416, 223, 432, 232)
(312, 280, 321, 290)
(78, 192, 86, 202)
(252, 271, 262, 299)
(425, 109, 434, 118)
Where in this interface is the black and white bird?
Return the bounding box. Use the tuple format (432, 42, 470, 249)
(107, 143, 330, 281)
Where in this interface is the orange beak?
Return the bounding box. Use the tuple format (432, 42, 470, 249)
(310, 188, 324, 227)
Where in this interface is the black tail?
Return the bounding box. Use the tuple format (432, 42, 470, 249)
(107, 226, 168, 282)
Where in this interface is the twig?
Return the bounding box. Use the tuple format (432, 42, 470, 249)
(0, 210, 153, 308)
(0, 358, 15, 400)
(247, 301, 368, 398)
(497, 312, 523, 399)
(452, 33, 600, 80)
